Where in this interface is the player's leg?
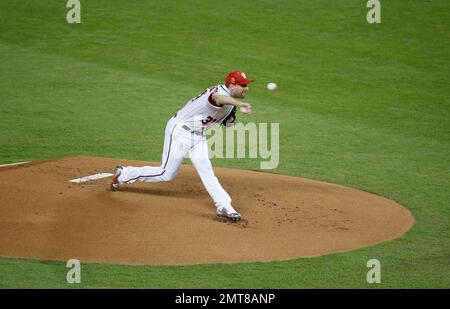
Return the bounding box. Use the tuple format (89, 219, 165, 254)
(117, 118, 186, 184)
(188, 137, 240, 220)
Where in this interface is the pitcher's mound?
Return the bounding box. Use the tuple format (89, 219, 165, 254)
(0, 156, 414, 265)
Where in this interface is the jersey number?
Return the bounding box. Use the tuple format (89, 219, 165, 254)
(201, 116, 216, 125)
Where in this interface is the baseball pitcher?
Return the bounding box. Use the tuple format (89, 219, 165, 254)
(111, 71, 254, 221)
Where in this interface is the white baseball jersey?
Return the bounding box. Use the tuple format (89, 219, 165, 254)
(175, 84, 235, 133)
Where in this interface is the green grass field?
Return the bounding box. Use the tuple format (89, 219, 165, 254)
(0, 0, 449, 288)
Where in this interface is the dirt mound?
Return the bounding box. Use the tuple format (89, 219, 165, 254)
(0, 156, 414, 265)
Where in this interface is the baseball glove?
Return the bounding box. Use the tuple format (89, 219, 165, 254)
(221, 106, 236, 127)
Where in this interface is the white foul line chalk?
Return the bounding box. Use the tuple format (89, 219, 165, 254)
(69, 173, 114, 184)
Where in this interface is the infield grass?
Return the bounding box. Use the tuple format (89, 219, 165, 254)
(0, 0, 449, 288)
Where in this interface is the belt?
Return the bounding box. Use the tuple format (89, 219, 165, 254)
(182, 124, 203, 136)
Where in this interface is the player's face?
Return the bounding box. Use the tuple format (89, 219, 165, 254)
(231, 84, 249, 98)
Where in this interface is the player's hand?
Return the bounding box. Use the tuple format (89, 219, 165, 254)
(239, 103, 252, 116)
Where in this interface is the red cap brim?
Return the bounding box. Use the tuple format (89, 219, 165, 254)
(240, 78, 254, 85)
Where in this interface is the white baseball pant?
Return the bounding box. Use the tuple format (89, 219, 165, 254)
(117, 116, 233, 210)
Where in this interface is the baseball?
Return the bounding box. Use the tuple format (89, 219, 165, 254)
(266, 82, 277, 90)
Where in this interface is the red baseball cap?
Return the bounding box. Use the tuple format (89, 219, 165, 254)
(225, 71, 254, 86)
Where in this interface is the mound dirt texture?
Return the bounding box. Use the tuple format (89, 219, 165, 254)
(0, 156, 414, 265)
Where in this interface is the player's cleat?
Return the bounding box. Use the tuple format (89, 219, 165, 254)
(216, 207, 241, 222)
(110, 165, 123, 191)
